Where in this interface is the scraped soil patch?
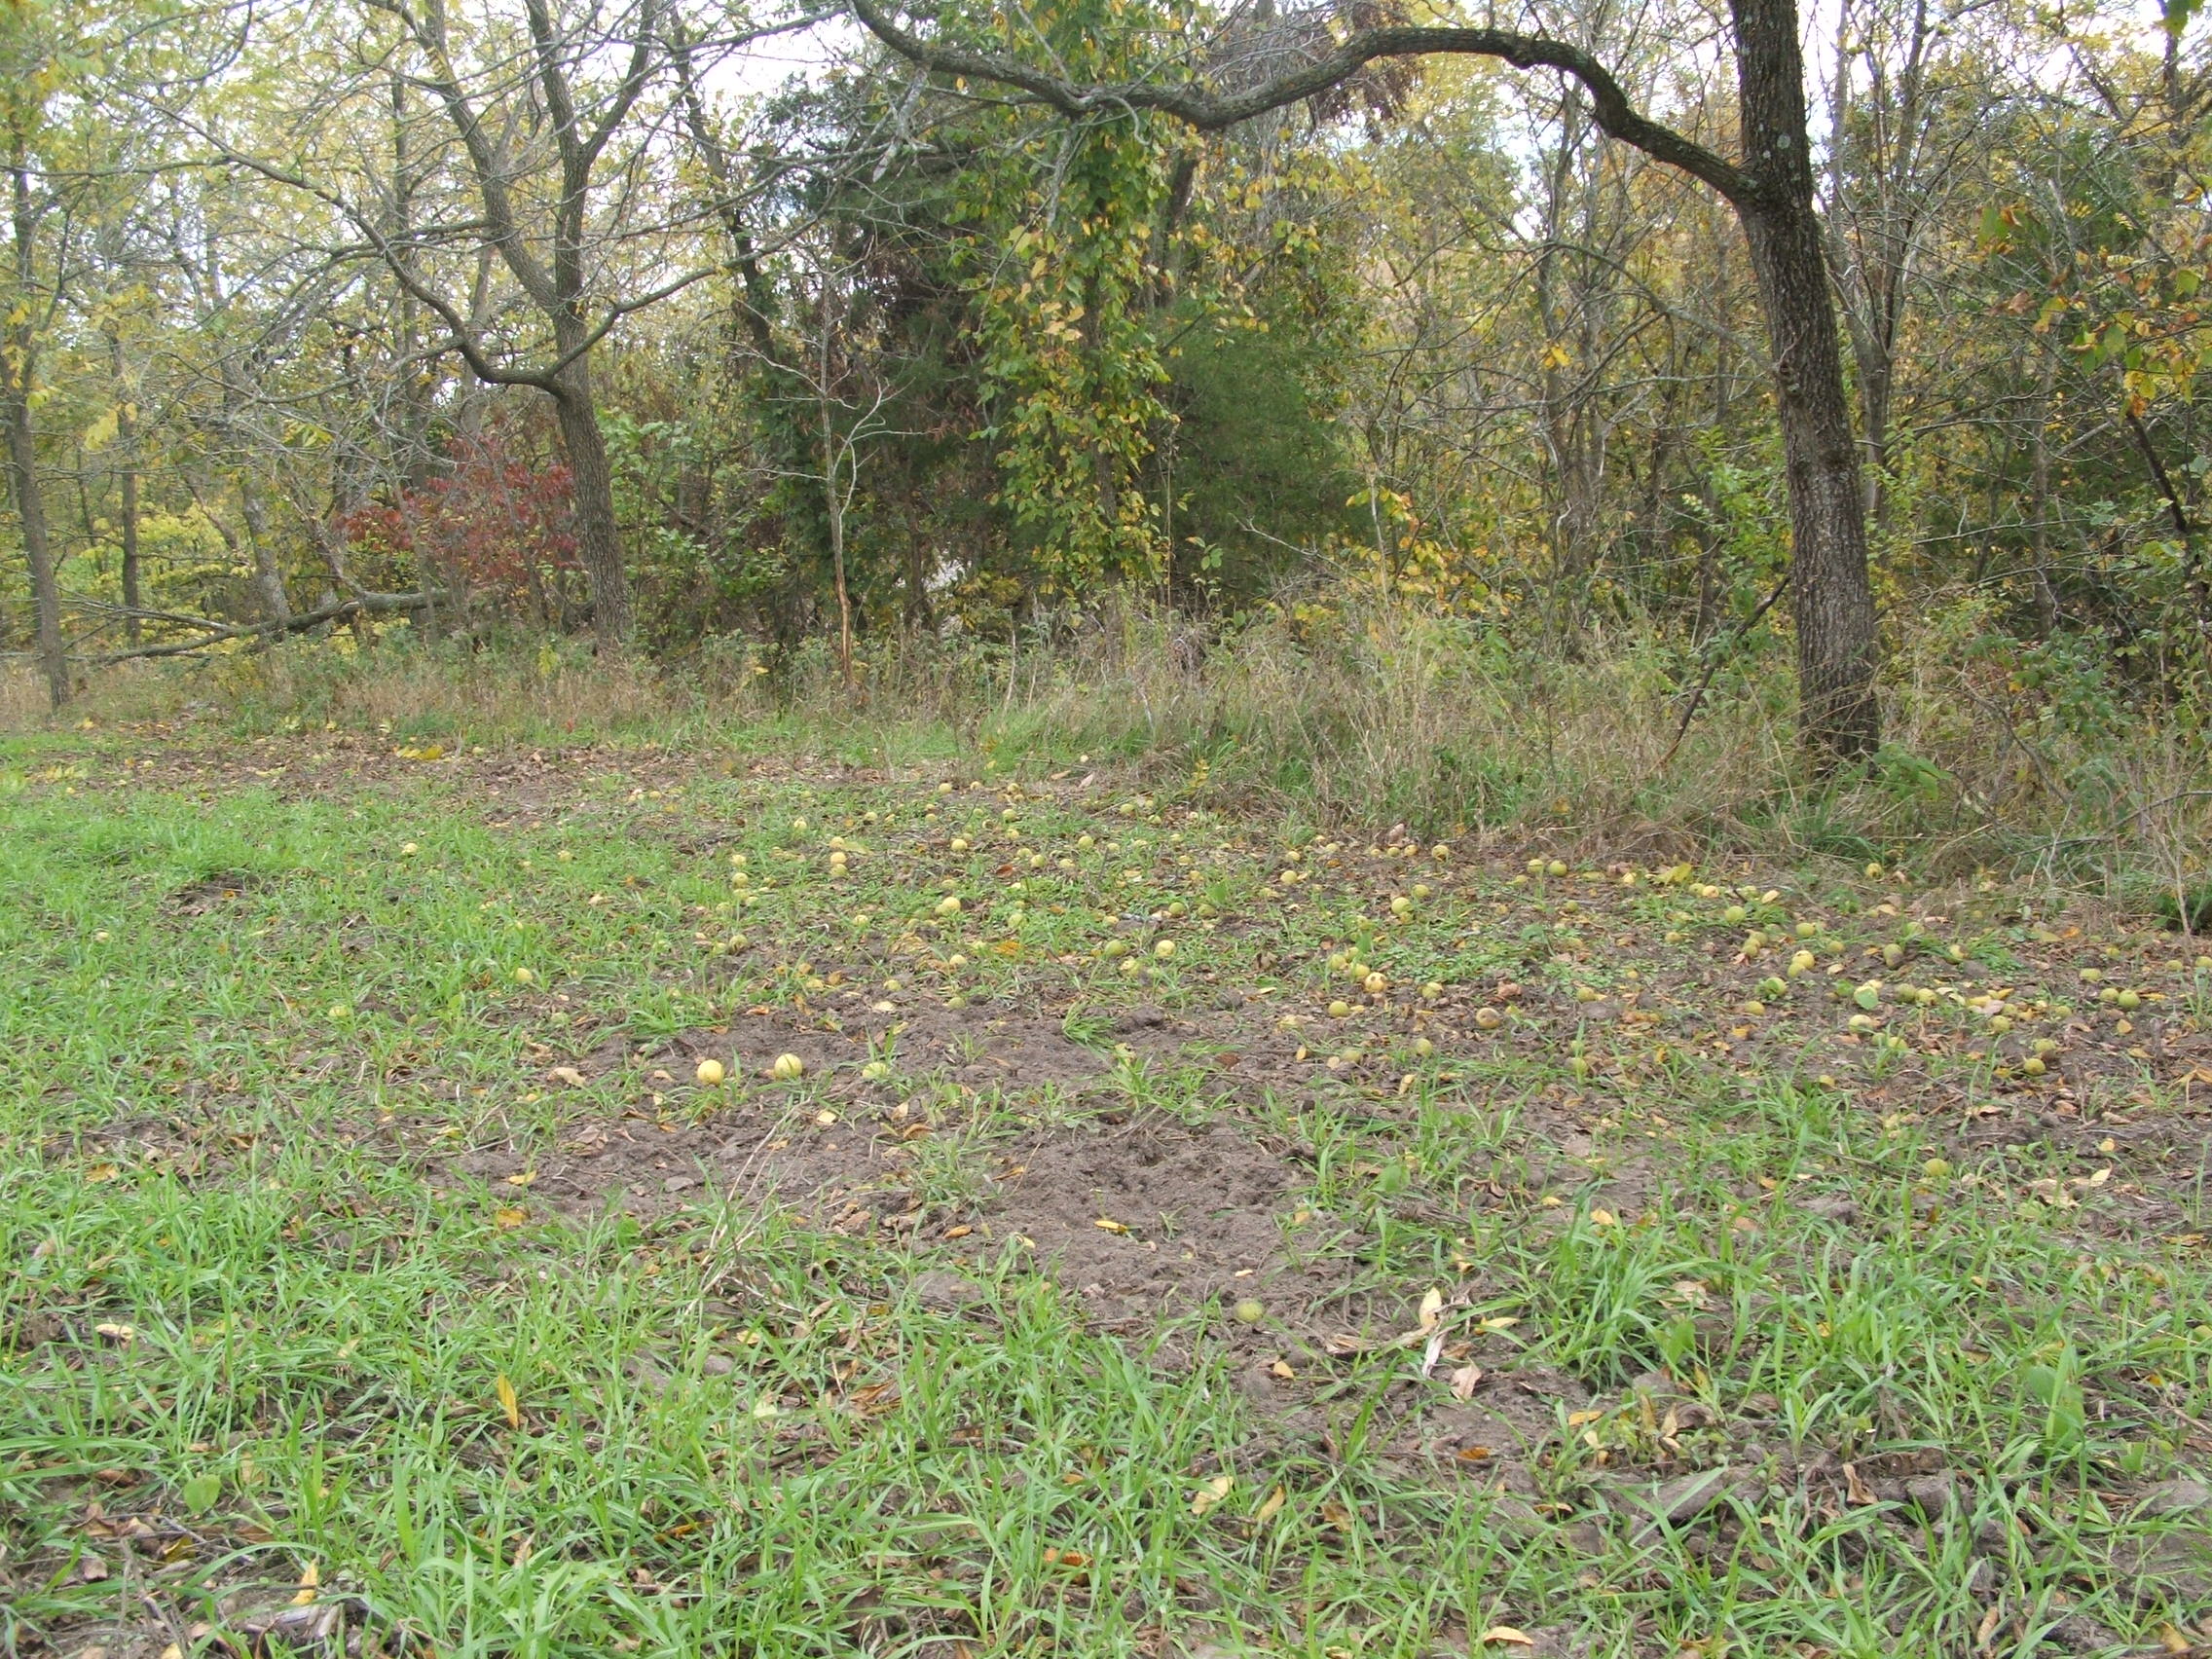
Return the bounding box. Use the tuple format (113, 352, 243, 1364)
(986, 1119, 1314, 1313)
(162, 869, 263, 916)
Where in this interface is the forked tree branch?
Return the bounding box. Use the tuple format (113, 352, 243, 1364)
(842, 0, 1769, 207)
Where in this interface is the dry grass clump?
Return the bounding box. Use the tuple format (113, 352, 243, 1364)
(0, 665, 48, 729)
(945, 592, 2208, 888)
(214, 640, 692, 740)
(17, 583, 2208, 901)
(0, 660, 197, 731)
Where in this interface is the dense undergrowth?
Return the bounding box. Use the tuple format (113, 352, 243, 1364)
(10, 584, 2208, 914)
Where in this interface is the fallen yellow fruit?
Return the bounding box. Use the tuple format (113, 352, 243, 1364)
(696, 1058, 725, 1086)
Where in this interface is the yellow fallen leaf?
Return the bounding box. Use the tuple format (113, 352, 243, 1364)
(505, 1171, 536, 1188)
(1450, 1364, 1484, 1400)
(291, 1560, 320, 1605)
(1478, 1629, 1533, 1647)
(546, 1066, 587, 1088)
(494, 1207, 528, 1230)
(496, 1374, 520, 1429)
(1190, 1474, 1233, 1516)
(1256, 1484, 1287, 1523)
(1589, 1207, 1617, 1227)
(86, 1161, 120, 1183)
(1094, 1217, 1130, 1235)
(1480, 1315, 1520, 1331)
(1417, 1286, 1445, 1329)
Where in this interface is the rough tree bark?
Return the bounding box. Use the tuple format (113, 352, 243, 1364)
(845, 0, 1885, 762)
(107, 328, 142, 644)
(240, 471, 293, 625)
(5, 139, 61, 707)
(1730, 0, 1881, 757)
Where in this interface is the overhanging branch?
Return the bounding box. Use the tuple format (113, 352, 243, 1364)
(843, 0, 1768, 207)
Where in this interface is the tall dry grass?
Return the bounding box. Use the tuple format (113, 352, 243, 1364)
(12, 587, 2208, 903)
(0, 664, 48, 728)
(979, 597, 2207, 883)
(218, 641, 687, 738)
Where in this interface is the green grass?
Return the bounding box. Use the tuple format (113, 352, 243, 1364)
(5, 729, 2211, 1657)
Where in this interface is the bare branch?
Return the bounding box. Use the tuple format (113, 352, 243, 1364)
(79, 589, 456, 666)
(842, 0, 1768, 206)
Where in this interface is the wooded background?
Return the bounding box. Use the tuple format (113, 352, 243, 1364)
(2, 0, 2208, 771)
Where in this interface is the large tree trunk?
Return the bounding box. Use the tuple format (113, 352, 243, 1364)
(108, 331, 141, 645)
(1732, 0, 1882, 763)
(550, 363, 631, 649)
(240, 473, 292, 625)
(6, 150, 59, 708)
(6, 356, 62, 708)
(118, 403, 141, 644)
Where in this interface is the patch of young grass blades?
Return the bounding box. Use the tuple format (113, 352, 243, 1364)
(5, 734, 2211, 1657)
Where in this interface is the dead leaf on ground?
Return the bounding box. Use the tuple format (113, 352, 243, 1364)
(1843, 1461, 1876, 1506)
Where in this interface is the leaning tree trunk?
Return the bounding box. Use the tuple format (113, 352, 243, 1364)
(1732, 0, 1882, 763)
(549, 360, 632, 650)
